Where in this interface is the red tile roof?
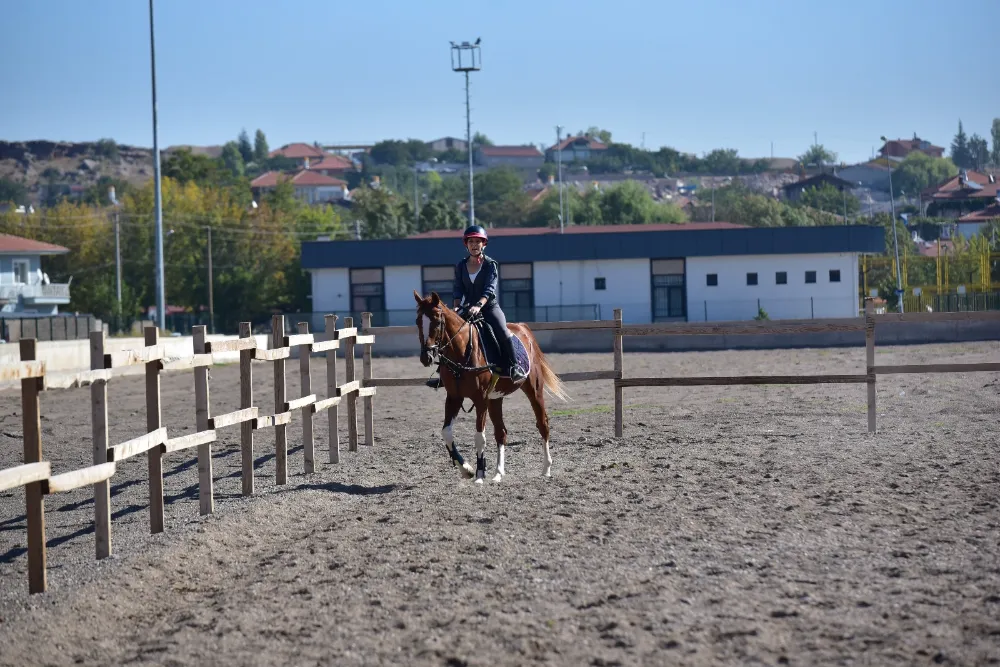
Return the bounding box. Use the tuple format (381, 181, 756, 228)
(958, 203, 1000, 222)
(268, 143, 325, 160)
(879, 137, 944, 158)
(309, 155, 354, 171)
(0, 233, 70, 255)
(548, 136, 609, 152)
(923, 170, 1000, 201)
(251, 170, 347, 188)
(408, 222, 745, 239)
(479, 145, 544, 158)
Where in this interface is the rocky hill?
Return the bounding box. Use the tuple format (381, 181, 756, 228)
(0, 140, 156, 204)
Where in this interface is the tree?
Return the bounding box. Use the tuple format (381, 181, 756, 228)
(472, 166, 530, 227)
(797, 183, 860, 218)
(220, 141, 245, 177)
(950, 120, 971, 169)
(798, 144, 837, 167)
(94, 138, 119, 161)
(538, 163, 558, 182)
(253, 129, 269, 164)
(472, 132, 493, 147)
(584, 127, 613, 144)
(163, 148, 226, 185)
(418, 198, 465, 232)
(0, 178, 27, 205)
(237, 129, 254, 164)
(992, 118, 1000, 167)
(968, 133, 989, 171)
(700, 148, 742, 175)
(893, 152, 959, 195)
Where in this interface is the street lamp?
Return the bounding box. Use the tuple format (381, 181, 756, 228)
(450, 39, 481, 226)
(149, 0, 166, 330)
(881, 135, 904, 313)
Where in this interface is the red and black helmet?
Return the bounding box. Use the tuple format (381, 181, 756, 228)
(463, 224, 488, 244)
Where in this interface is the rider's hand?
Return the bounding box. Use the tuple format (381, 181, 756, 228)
(468, 304, 481, 317)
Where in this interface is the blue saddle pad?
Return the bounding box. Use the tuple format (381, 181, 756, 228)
(473, 322, 529, 378)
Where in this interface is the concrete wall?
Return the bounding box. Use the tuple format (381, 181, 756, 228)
(533, 258, 651, 323)
(385, 266, 421, 310)
(311, 268, 350, 313)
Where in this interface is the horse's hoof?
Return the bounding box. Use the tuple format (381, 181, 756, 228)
(474, 477, 484, 485)
(492, 472, 503, 483)
(460, 463, 476, 479)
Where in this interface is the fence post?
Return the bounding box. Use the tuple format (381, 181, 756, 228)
(344, 316, 359, 452)
(239, 322, 254, 496)
(864, 298, 877, 434)
(20, 338, 46, 594)
(325, 315, 341, 463)
(361, 312, 374, 447)
(144, 325, 165, 534)
(272, 314, 288, 485)
(703, 300, 708, 322)
(298, 321, 315, 473)
(811, 296, 815, 319)
(89, 330, 111, 560)
(613, 308, 624, 438)
(192, 326, 213, 515)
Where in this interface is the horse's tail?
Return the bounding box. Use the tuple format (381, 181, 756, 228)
(535, 347, 569, 402)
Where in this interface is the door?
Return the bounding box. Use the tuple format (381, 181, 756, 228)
(651, 274, 685, 321)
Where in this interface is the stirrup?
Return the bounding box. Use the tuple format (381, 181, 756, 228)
(426, 377, 441, 390)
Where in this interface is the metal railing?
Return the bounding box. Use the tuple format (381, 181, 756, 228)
(0, 283, 71, 302)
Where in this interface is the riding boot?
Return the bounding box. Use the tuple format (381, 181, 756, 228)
(502, 335, 526, 382)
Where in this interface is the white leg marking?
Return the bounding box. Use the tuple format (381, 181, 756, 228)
(542, 439, 552, 477)
(474, 431, 487, 484)
(493, 444, 505, 483)
(443, 424, 474, 478)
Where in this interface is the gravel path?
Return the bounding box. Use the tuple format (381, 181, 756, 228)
(1, 342, 998, 666)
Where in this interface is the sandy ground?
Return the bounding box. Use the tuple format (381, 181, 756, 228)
(0, 341, 999, 666)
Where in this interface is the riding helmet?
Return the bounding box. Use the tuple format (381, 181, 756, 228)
(463, 224, 488, 243)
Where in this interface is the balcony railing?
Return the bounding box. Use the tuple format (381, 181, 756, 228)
(0, 283, 71, 303)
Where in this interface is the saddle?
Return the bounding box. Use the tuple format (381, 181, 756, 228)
(468, 316, 529, 380)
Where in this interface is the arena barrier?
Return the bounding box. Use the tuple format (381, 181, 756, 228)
(0, 314, 375, 595)
(361, 301, 1000, 438)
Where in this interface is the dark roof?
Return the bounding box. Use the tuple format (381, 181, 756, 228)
(408, 222, 744, 238)
(782, 173, 855, 192)
(302, 224, 885, 269)
(0, 234, 70, 255)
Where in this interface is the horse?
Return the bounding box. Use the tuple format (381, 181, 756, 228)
(413, 291, 569, 483)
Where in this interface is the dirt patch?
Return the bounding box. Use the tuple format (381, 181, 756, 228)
(1, 342, 999, 666)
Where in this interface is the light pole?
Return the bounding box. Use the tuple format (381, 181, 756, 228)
(149, 0, 165, 329)
(881, 135, 904, 313)
(450, 39, 481, 226)
(555, 125, 565, 233)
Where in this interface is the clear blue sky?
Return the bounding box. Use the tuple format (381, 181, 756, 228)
(2, 0, 998, 165)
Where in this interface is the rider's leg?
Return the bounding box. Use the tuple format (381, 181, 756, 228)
(482, 304, 526, 381)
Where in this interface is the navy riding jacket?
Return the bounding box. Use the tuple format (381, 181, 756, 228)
(452, 254, 499, 307)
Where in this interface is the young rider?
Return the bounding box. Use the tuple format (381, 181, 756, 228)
(426, 224, 527, 388)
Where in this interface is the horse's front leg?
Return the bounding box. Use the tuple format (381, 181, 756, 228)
(474, 401, 489, 484)
(488, 398, 507, 483)
(443, 395, 474, 479)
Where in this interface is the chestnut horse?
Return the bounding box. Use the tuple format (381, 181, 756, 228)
(413, 291, 568, 483)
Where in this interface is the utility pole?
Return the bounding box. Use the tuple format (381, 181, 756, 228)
(556, 125, 565, 233)
(206, 226, 214, 333)
(149, 0, 166, 330)
(109, 187, 122, 307)
(882, 135, 904, 313)
(413, 166, 419, 230)
(451, 39, 481, 226)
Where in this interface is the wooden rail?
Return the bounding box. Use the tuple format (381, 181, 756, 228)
(0, 314, 377, 595)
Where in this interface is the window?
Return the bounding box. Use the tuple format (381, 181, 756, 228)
(706, 274, 718, 287)
(775, 271, 787, 285)
(805, 271, 817, 284)
(499, 263, 533, 321)
(746, 272, 758, 286)
(594, 277, 606, 291)
(422, 265, 453, 298)
(12, 259, 30, 285)
(829, 269, 841, 283)
(349, 268, 384, 317)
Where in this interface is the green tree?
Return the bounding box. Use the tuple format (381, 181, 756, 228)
(472, 132, 493, 147)
(350, 186, 411, 239)
(583, 127, 612, 143)
(163, 148, 226, 185)
(237, 129, 254, 164)
(94, 138, 119, 161)
(418, 199, 464, 232)
(599, 180, 658, 225)
(968, 133, 989, 171)
(0, 178, 27, 204)
(797, 183, 860, 218)
(893, 151, 959, 195)
(538, 162, 558, 182)
(991, 118, 1000, 167)
(700, 148, 743, 174)
(950, 120, 971, 169)
(253, 129, 269, 164)
(798, 144, 837, 167)
(220, 141, 245, 177)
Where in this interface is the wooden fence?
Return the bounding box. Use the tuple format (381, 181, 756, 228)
(0, 314, 377, 595)
(361, 301, 1000, 437)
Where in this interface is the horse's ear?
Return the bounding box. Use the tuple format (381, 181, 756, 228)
(413, 289, 423, 305)
(429, 291, 441, 307)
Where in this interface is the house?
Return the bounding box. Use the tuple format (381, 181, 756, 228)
(250, 170, 348, 205)
(475, 145, 545, 170)
(268, 143, 326, 169)
(956, 201, 1000, 237)
(307, 154, 355, 178)
(878, 134, 945, 160)
(546, 136, 609, 163)
(781, 173, 855, 201)
(301, 224, 883, 326)
(921, 170, 1000, 217)
(835, 161, 894, 192)
(0, 234, 71, 314)
(426, 137, 468, 153)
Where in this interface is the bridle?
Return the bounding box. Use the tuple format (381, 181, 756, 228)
(421, 306, 493, 375)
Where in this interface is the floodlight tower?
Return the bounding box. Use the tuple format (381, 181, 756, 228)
(451, 39, 481, 226)
(149, 0, 165, 329)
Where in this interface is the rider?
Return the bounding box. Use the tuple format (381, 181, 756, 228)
(426, 224, 528, 389)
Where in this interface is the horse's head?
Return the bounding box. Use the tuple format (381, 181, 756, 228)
(414, 290, 448, 367)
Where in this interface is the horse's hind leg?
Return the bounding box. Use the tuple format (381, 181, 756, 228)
(522, 378, 552, 477)
(488, 399, 507, 482)
(474, 402, 489, 484)
(443, 395, 474, 479)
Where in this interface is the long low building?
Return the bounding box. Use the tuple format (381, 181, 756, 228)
(300, 223, 885, 325)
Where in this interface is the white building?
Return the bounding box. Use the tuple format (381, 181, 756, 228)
(301, 223, 884, 326)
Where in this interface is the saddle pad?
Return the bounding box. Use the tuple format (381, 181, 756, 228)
(474, 323, 530, 378)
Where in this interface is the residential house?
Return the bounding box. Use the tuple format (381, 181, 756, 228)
(0, 234, 71, 314)
(835, 161, 894, 192)
(251, 170, 348, 205)
(475, 145, 545, 170)
(426, 137, 468, 153)
(268, 143, 326, 169)
(921, 170, 1000, 218)
(878, 134, 945, 160)
(956, 201, 1000, 238)
(546, 136, 609, 164)
(781, 173, 854, 201)
(308, 154, 355, 178)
